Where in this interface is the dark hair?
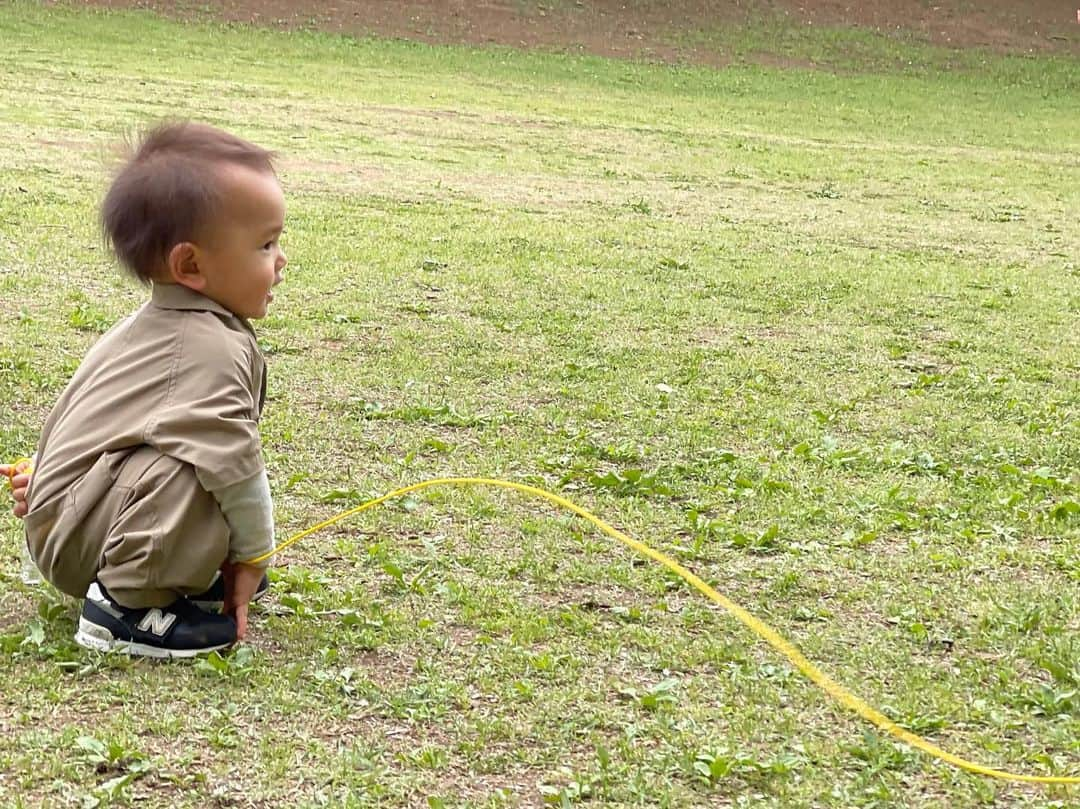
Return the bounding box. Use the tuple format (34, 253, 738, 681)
(101, 121, 276, 284)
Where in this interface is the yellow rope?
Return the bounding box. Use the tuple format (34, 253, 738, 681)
(3, 457, 33, 485)
(7, 460, 1076, 785)
(244, 476, 1078, 786)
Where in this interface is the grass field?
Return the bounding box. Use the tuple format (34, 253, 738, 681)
(0, 2, 1078, 806)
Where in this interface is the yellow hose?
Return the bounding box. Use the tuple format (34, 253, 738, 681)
(244, 476, 1078, 786)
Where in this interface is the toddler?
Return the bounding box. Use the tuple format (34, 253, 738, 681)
(2, 121, 287, 658)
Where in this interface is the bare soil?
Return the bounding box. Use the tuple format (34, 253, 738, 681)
(78, 0, 1079, 63)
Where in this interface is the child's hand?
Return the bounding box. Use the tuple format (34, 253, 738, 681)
(1, 460, 32, 519)
(220, 561, 265, 641)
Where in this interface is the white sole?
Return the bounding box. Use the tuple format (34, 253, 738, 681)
(74, 617, 231, 659)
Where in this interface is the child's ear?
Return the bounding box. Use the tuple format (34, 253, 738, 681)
(166, 242, 206, 291)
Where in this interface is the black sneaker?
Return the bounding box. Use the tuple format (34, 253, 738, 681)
(188, 570, 270, 613)
(75, 581, 237, 658)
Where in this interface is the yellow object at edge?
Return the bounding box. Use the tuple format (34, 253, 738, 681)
(244, 476, 1078, 786)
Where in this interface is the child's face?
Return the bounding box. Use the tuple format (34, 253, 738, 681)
(196, 165, 287, 320)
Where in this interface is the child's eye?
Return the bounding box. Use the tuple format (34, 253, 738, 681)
(262, 241, 275, 251)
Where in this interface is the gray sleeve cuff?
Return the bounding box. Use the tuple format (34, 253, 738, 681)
(209, 469, 275, 567)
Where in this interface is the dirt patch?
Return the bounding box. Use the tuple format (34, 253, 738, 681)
(71, 0, 1078, 63)
(0, 593, 37, 634)
(770, 0, 1078, 52)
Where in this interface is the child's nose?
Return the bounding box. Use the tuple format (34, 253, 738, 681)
(276, 247, 288, 271)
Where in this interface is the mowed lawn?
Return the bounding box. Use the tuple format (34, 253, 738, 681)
(0, 3, 1078, 807)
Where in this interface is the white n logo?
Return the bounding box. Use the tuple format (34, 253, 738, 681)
(137, 609, 177, 636)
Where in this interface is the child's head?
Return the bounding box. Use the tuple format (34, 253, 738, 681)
(102, 121, 287, 319)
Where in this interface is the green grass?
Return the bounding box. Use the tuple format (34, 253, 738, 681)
(0, 2, 1078, 806)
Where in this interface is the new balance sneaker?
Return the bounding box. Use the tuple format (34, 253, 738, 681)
(188, 570, 271, 613)
(75, 581, 237, 658)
